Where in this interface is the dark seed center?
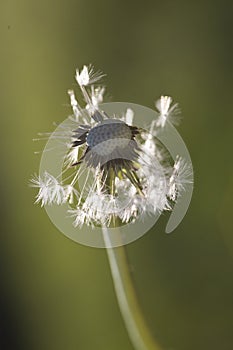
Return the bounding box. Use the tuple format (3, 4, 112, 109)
(86, 120, 132, 148)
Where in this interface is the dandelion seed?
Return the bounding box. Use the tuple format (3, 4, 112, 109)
(167, 156, 193, 201)
(30, 172, 66, 206)
(155, 95, 180, 128)
(68, 89, 81, 120)
(75, 65, 105, 87)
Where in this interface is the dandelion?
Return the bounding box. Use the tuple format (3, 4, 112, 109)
(31, 64, 193, 350)
(31, 65, 191, 229)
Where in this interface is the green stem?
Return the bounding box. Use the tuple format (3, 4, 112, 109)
(102, 227, 162, 350)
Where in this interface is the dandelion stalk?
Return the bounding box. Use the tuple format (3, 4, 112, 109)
(102, 226, 162, 350)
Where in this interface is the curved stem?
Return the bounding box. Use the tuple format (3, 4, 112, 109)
(102, 227, 162, 350)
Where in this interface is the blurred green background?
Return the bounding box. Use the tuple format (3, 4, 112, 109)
(1, 0, 233, 349)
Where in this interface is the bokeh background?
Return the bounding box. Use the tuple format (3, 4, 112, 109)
(1, 0, 233, 349)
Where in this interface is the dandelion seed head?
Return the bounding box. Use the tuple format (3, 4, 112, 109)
(31, 64, 192, 231)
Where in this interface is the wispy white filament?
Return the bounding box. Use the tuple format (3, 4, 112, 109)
(155, 95, 180, 128)
(75, 65, 105, 87)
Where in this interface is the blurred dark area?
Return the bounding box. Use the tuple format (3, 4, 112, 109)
(0, 0, 233, 349)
